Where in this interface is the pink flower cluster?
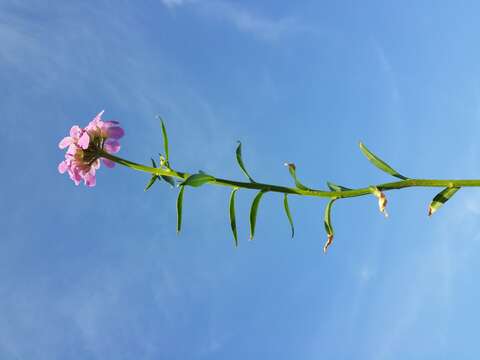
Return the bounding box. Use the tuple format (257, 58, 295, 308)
(58, 111, 124, 187)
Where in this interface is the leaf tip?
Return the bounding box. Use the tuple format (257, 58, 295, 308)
(323, 234, 334, 253)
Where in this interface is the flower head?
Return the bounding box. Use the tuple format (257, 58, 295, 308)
(58, 111, 124, 187)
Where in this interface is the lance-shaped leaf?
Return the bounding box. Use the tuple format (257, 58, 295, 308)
(145, 175, 157, 191)
(359, 142, 408, 180)
(283, 194, 295, 238)
(160, 119, 170, 164)
(428, 186, 460, 216)
(285, 163, 311, 190)
(161, 176, 176, 187)
(236, 142, 255, 182)
(229, 188, 239, 247)
(323, 198, 336, 253)
(145, 158, 159, 191)
(180, 173, 215, 187)
(249, 190, 267, 240)
(326, 181, 351, 192)
(176, 185, 185, 233)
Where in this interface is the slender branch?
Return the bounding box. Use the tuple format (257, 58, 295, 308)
(100, 150, 480, 198)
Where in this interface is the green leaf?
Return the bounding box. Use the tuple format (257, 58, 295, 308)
(236, 142, 255, 182)
(180, 173, 215, 187)
(176, 185, 185, 233)
(249, 190, 267, 240)
(359, 142, 408, 180)
(323, 198, 336, 253)
(161, 175, 176, 188)
(285, 163, 311, 190)
(324, 198, 336, 236)
(283, 194, 295, 238)
(144, 158, 159, 191)
(326, 181, 351, 192)
(428, 186, 460, 216)
(144, 175, 158, 191)
(160, 119, 169, 163)
(229, 188, 239, 247)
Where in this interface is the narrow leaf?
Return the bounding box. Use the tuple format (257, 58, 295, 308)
(283, 194, 295, 238)
(359, 142, 408, 180)
(176, 185, 185, 233)
(181, 173, 215, 187)
(323, 198, 336, 253)
(236, 142, 255, 182)
(144, 158, 159, 191)
(249, 190, 267, 240)
(327, 181, 351, 192)
(161, 175, 176, 187)
(144, 175, 158, 191)
(229, 188, 239, 247)
(324, 199, 336, 236)
(285, 163, 311, 190)
(160, 120, 169, 163)
(428, 186, 460, 216)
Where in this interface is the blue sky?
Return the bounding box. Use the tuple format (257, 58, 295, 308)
(2, 0, 480, 358)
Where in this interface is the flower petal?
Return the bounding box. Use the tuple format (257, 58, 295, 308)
(59, 137, 72, 149)
(69, 125, 82, 139)
(78, 132, 90, 149)
(84, 173, 96, 187)
(69, 168, 82, 185)
(107, 126, 124, 139)
(104, 140, 120, 153)
(58, 160, 69, 173)
(93, 110, 105, 122)
(102, 158, 115, 168)
(104, 120, 119, 127)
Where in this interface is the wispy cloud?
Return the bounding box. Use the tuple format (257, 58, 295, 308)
(161, 0, 304, 41)
(161, 0, 187, 8)
(373, 43, 401, 104)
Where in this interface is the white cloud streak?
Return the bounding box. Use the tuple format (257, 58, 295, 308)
(161, 0, 304, 41)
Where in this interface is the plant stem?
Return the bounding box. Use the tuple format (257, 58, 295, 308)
(100, 151, 480, 198)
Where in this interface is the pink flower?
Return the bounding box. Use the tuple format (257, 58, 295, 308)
(58, 111, 124, 187)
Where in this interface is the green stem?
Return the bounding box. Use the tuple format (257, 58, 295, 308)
(100, 151, 480, 198)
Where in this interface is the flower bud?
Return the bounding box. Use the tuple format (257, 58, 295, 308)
(160, 155, 167, 167)
(372, 187, 388, 217)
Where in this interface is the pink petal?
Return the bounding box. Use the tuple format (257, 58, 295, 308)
(58, 160, 68, 174)
(66, 144, 78, 156)
(84, 173, 96, 187)
(102, 158, 115, 168)
(69, 125, 82, 139)
(69, 168, 82, 185)
(92, 159, 101, 170)
(93, 110, 105, 122)
(104, 120, 120, 127)
(107, 126, 124, 139)
(78, 132, 90, 149)
(59, 137, 72, 149)
(104, 140, 120, 153)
